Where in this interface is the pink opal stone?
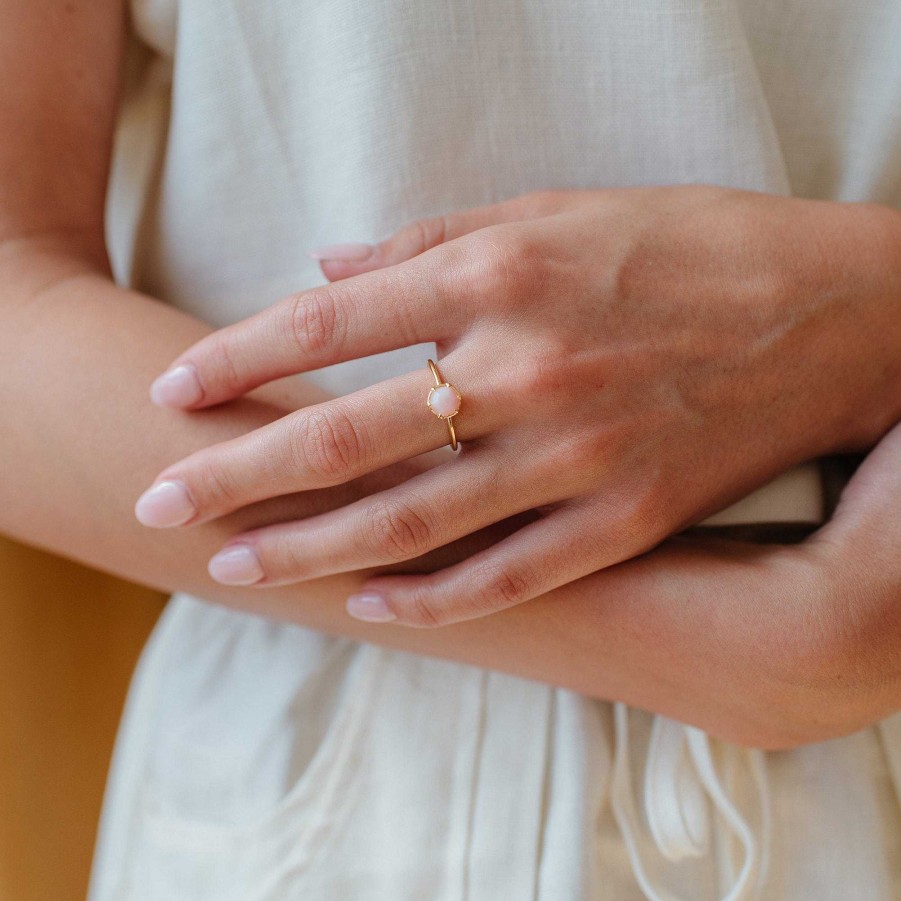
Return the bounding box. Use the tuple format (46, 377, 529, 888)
(428, 384, 461, 418)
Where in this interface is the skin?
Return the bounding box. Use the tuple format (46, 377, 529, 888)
(146, 187, 901, 630)
(2, 0, 901, 750)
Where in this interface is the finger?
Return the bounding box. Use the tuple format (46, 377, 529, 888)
(150, 251, 471, 410)
(310, 188, 571, 281)
(204, 447, 549, 586)
(137, 362, 492, 528)
(348, 499, 668, 627)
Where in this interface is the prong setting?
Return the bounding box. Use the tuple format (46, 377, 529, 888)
(427, 383, 462, 419)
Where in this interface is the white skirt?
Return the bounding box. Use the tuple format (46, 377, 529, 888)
(89, 587, 901, 901)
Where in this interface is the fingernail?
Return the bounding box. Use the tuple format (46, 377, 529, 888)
(307, 242, 374, 262)
(150, 364, 203, 407)
(345, 592, 396, 623)
(208, 545, 265, 586)
(134, 480, 196, 528)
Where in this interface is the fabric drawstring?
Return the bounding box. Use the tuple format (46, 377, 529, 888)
(643, 714, 711, 861)
(610, 704, 770, 901)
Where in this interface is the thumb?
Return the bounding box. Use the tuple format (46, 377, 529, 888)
(307, 188, 567, 281)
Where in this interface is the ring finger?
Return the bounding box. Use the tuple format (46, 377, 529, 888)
(135, 358, 494, 528)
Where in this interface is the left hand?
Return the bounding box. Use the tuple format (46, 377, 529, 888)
(137, 185, 901, 626)
(550, 418, 901, 749)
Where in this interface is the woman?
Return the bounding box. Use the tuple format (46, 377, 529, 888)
(2, 0, 901, 898)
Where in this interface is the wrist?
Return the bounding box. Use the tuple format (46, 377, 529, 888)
(774, 198, 901, 455)
(841, 203, 901, 447)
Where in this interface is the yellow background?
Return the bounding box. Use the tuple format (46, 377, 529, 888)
(0, 538, 165, 900)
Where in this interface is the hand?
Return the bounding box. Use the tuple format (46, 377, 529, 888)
(558, 421, 901, 749)
(137, 186, 901, 627)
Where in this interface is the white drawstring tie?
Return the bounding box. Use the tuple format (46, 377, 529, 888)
(610, 704, 770, 901)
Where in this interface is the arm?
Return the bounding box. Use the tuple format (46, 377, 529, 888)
(4, 1, 897, 752)
(0, 1, 656, 711)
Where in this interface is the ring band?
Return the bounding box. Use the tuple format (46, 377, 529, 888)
(426, 358, 463, 450)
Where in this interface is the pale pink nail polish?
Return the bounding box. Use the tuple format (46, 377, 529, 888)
(134, 480, 196, 528)
(150, 364, 203, 407)
(307, 242, 374, 262)
(208, 545, 265, 586)
(345, 592, 396, 622)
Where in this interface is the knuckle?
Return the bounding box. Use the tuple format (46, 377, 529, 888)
(517, 188, 566, 217)
(364, 499, 434, 561)
(264, 532, 308, 581)
(472, 561, 532, 612)
(190, 454, 244, 509)
(209, 334, 244, 394)
(499, 225, 547, 269)
(405, 215, 449, 255)
(290, 289, 345, 358)
(620, 490, 671, 550)
(404, 584, 448, 629)
(555, 431, 605, 474)
(300, 405, 364, 482)
(590, 485, 672, 562)
(462, 227, 538, 298)
(514, 344, 576, 402)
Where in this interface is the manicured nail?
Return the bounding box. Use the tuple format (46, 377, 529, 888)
(134, 480, 196, 528)
(307, 242, 374, 262)
(150, 364, 203, 407)
(208, 545, 265, 586)
(345, 592, 396, 623)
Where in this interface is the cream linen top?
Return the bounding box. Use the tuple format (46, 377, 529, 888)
(90, 1, 901, 899)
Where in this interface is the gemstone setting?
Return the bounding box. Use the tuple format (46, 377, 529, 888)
(427, 383, 462, 419)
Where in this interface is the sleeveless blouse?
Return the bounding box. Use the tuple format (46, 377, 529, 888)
(90, 2, 901, 898)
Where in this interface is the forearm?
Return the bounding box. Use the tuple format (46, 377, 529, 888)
(1, 241, 326, 575)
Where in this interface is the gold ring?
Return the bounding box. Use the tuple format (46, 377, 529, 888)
(426, 358, 462, 450)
